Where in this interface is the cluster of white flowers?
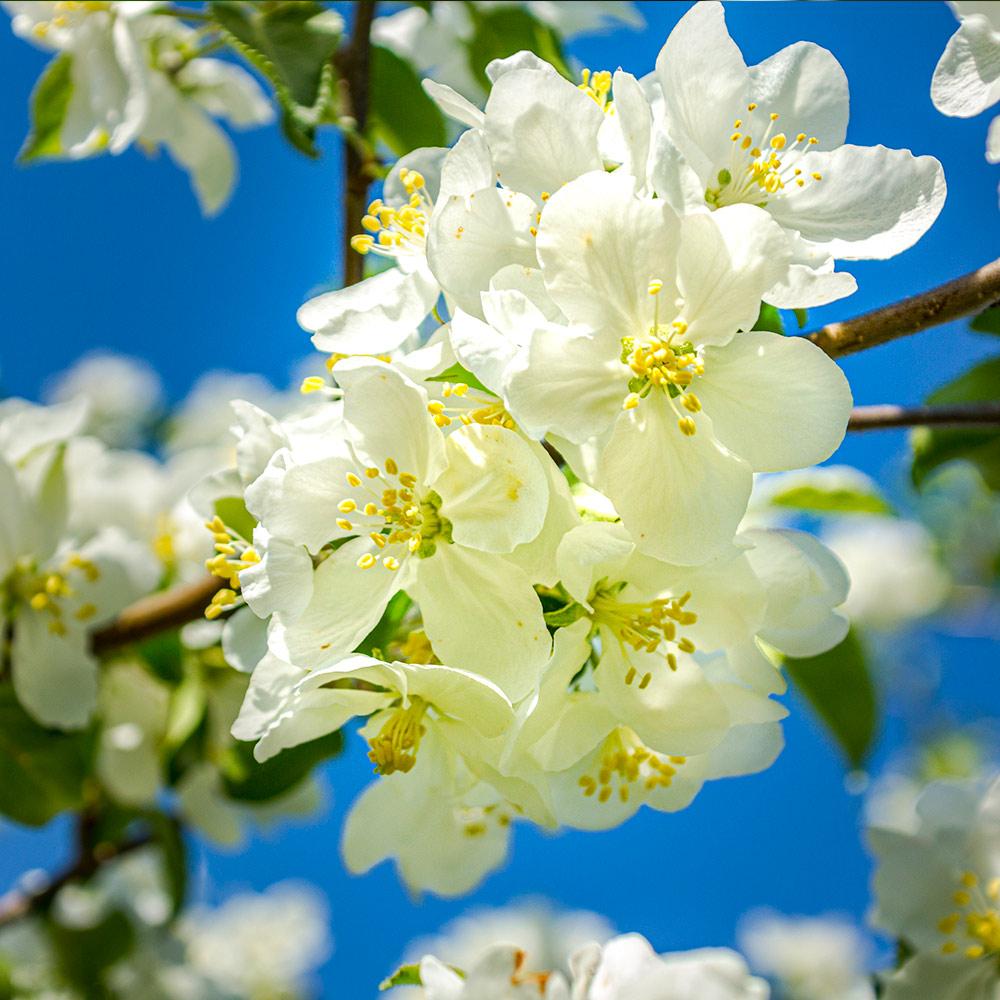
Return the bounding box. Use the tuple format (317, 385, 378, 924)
(3, 0, 276, 213)
(215, 1, 948, 897)
(869, 775, 1000, 999)
(0, 853, 330, 999)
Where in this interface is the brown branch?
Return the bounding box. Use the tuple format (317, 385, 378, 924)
(848, 402, 1000, 432)
(0, 827, 152, 928)
(338, 0, 377, 288)
(809, 257, 1000, 358)
(91, 575, 224, 655)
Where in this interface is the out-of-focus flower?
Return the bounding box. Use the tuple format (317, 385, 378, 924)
(739, 910, 874, 1000)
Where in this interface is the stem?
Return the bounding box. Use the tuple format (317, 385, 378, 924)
(91, 576, 224, 655)
(848, 402, 1000, 432)
(0, 825, 152, 928)
(337, 0, 378, 288)
(808, 257, 1000, 358)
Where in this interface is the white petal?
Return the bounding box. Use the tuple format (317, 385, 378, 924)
(767, 146, 946, 260)
(240, 527, 314, 620)
(337, 358, 446, 484)
(427, 186, 538, 319)
(447, 309, 520, 393)
(413, 545, 548, 699)
(273, 537, 406, 668)
(655, 0, 750, 178)
(221, 606, 268, 674)
(676, 206, 792, 347)
(393, 662, 513, 738)
(12, 615, 97, 730)
(555, 521, 635, 606)
(504, 324, 624, 444)
(697, 331, 853, 471)
(600, 403, 752, 566)
(748, 41, 849, 150)
(536, 169, 680, 331)
(439, 129, 493, 198)
(764, 260, 858, 310)
(611, 70, 652, 188)
(298, 266, 439, 355)
(987, 113, 1000, 163)
(932, 15, 1000, 116)
(483, 68, 604, 201)
(421, 78, 485, 129)
(435, 424, 548, 553)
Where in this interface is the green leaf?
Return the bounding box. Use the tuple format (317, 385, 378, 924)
(368, 45, 446, 156)
(970, 306, 1000, 335)
(147, 812, 187, 920)
(464, 6, 571, 88)
(19, 53, 74, 162)
(48, 908, 135, 995)
(793, 307, 809, 330)
(209, 1, 339, 158)
(769, 483, 895, 516)
(221, 729, 343, 802)
(215, 495, 256, 542)
(425, 362, 495, 397)
(356, 591, 412, 657)
(163, 662, 207, 752)
(782, 630, 878, 769)
(136, 629, 185, 685)
(752, 302, 784, 335)
(0, 686, 92, 826)
(912, 356, 1000, 491)
(380, 964, 423, 989)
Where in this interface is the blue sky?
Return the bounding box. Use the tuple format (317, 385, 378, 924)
(2, 1, 1000, 995)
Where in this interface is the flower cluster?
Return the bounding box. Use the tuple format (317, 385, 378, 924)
(3, 0, 275, 213)
(216, 2, 948, 897)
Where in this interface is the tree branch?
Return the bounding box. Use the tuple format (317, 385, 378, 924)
(0, 827, 152, 928)
(809, 257, 1000, 358)
(91, 575, 224, 655)
(848, 402, 1000, 432)
(338, 0, 377, 288)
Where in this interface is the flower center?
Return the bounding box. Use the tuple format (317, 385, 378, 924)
(590, 580, 698, 687)
(619, 281, 705, 436)
(577, 728, 686, 804)
(578, 68, 614, 114)
(336, 460, 452, 569)
(705, 103, 823, 209)
(939, 870, 1000, 961)
(459, 800, 517, 838)
(12, 553, 102, 636)
(202, 514, 260, 620)
(366, 697, 428, 775)
(350, 168, 431, 259)
(30, 0, 111, 38)
(427, 381, 516, 431)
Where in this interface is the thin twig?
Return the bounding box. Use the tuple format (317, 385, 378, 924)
(808, 257, 1000, 358)
(91, 576, 224, 655)
(0, 828, 152, 928)
(848, 402, 1000, 432)
(337, 0, 377, 288)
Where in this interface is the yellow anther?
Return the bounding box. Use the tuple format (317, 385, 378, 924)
(747, 102, 757, 111)
(939, 914, 961, 934)
(769, 112, 779, 121)
(678, 417, 697, 436)
(681, 393, 701, 413)
(362, 214, 381, 232)
(357, 553, 377, 570)
(241, 548, 260, 564)
(428, 400, 445, 415)
(29, 593, 49, 611)
(365, 467, 380, 479)
(955, 891, 972, 907)
(346, 472, 362, 487)
(338, 499, 357, 514)
(811, 172, 823, 181)
(967, 945, 985, 959)
(336, 519, 353, 532)
(941, 942, 957, 955)
(741, 135, 752, 150)
(623, 393, 641, 411)
(74, 603, 97, 621)
(733, 119, 743, 129)
(384, 457, 398, 475)
(383, 556, 400, 571)
(962, 872, 979, 889)
(648, 279, 663, 296)
(796, 132, 806, 142)
(770, 133, 786, 150)
(350, 234, 374, 255)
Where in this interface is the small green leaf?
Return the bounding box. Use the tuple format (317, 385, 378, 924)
(164, 663, 208, 752)
(221, 729, 343, 802)
(0, 686, 92, 826)
(782, 630, 878, 769)
(543, 602, 588, 628)
(769, 483, 895, 516)
(752, 302, 784, 335)
(464, 6, 571, 87)
(380, 964, 423, 989)
(19, 53, 74, 162)
(970, 306, 1000, 336)
(793, 307, 809, 330)
(425, 363, 495, 397)
(215, 495, 256, 542)
(912, 357, 1000, 491)
(368, 46, 446, 156)
(356, 591, 412, 657)
(147, 812, 187, 920)
(258, 2, 342, 108)
(136, 630, 185, 685)
(48, 908, 135, 993)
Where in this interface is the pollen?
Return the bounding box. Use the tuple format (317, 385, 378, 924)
(367, 699, 428, 775)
